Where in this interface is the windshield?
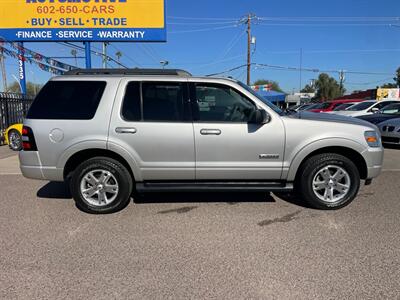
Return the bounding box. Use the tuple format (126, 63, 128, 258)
(305, 103, 319, 110)
(333, 103, 355, 111)
(381, 103, 400, 114)
(237, 81, 284, 115)
(305, 102, 331, 110)
(347, 101, 374, 111)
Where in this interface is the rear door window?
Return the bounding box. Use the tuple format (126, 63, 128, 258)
(121, 81, 188, 122)
(27, 81, 106, 120)
(142, 82, 184, 122)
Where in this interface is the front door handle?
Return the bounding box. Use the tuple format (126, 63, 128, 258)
(200, 129, 221, 135)
(115, 127, 137, 134)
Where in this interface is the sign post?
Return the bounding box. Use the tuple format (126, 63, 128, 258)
(84, 42, 91, 69)
(17, 42, 27, 95)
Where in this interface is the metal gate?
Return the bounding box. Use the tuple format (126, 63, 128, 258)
(0, 93, 33, 144)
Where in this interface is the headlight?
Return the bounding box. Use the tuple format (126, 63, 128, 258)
(364, 131, 381, 147)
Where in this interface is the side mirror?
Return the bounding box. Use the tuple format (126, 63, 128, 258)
(371, 107, 380, 114)
(249, 109, 270, 124)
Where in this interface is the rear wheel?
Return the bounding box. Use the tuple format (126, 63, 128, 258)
(296, 153, 360, 210)
(70, 157, 133, 214)
(8, 129, 22, 151)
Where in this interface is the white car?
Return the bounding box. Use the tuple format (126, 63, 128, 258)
(333, 100, 399, 117)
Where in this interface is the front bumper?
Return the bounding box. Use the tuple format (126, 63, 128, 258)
(379, 123, 400, 144)
(381, 132, 400, 145)
(362, 146, 384, 179)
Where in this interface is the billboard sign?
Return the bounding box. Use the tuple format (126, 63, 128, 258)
(0, 0, 166, 42)
(377, 88, 400, 100)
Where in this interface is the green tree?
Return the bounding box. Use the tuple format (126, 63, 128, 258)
(253, 79, 284, 93)
(301, 84, 315, 93)
(381, 82, 397, 88)
(314, 73, 344, 101)
(381, 67, 400, 88)
(7, 81, 43, 97)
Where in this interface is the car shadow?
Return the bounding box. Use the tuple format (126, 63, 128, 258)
(37, 182, 72, 199)
(36, 181, 311, 208)
(134, 191, 276, 205)
(272, 192, 311, 209)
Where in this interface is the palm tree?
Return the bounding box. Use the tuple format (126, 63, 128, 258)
(115, 51, 122, 62)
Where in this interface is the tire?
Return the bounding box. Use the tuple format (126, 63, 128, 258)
(8, 129, 22, 151)
(70, 157, 133, 214)
(296, 153, 360, 210)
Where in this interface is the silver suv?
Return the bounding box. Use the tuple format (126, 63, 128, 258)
(19, 69, 384, 213)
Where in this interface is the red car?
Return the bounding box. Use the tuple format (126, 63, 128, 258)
(306, 99, 364, 113)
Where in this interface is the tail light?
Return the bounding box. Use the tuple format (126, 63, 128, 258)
(22, 126, 37, 151)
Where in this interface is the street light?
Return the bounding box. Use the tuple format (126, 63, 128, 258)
(160, 60, 169, 69)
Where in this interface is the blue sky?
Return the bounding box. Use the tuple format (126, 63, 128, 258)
(2, 0, 400, 93)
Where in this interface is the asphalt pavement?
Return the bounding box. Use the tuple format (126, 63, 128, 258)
(0, 146, 399, 299)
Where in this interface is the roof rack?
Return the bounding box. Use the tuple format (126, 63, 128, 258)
(64, 68, 192, 77)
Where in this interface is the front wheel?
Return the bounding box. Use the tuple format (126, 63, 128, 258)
(70, 157, 133, 214)
(296, 153, 360, 210)
(8, 129, 22, 151)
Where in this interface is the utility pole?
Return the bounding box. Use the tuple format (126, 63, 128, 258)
(0, 47, 7, 92)
(339, 70, 345, 94)
(239, 13, 257, 85)
(299, 48, 303, 92)
(246, 13, 252, 86)
(102, 42, 109, 69)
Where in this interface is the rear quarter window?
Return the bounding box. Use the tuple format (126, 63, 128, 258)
(26, 81, 106, 120)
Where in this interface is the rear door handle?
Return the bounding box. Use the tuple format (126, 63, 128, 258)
(200, 129, 221, 135)
(115, 127, 137, 134)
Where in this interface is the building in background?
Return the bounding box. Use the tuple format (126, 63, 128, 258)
(286, 93, 316, 106)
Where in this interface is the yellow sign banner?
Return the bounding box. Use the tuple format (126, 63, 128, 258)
(0, 0, 166, 42)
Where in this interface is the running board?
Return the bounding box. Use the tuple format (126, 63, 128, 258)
(136, 181, 293, 193)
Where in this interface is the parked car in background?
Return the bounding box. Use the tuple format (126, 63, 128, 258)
(332, 102, 358, 111)
(378, 118, 400, 145)
(333, 100, 399, 117)
(356, 103, 400, 125)
(4, 124, 23, 151)
(287, 103, 314, 112)
(306, 99, 364, 113)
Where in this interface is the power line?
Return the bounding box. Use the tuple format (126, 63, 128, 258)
(208, 62, 395, 78)
(257, 23, 393, 27)
(169, 25, 239, 34)
(167, 16, 238, 21)
(108, 44, 142, 67)
(346, 77, 394, 86)
(255, 63, 395, 76)
(217, 29, 247, 60)
(258, 16, 400, 21)
(137, 44, 159, 64)
(168, 21, 239, 25)
(206, 64, 247, 76)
